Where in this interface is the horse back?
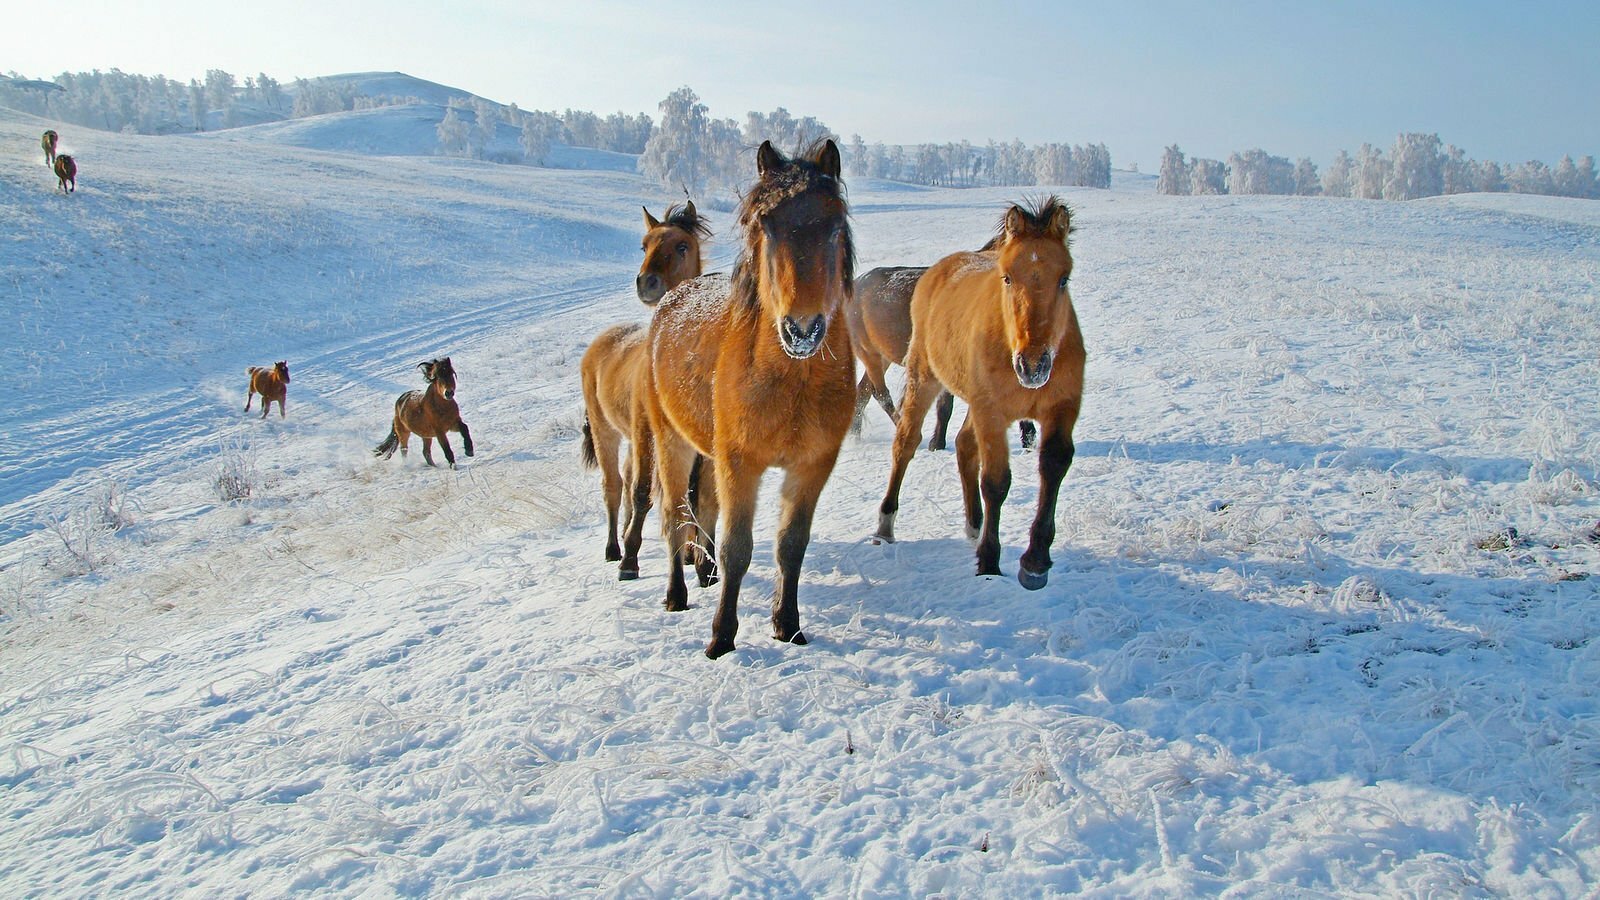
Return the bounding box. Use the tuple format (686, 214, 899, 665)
(851, 266, 926, 365)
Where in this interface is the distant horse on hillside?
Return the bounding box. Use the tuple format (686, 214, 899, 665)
(846, 264, 1036, 450)
(647, 139, 856, 659)
(874, 196, 1085, 591)
(374, 357, 475, 469)
(581, 201, 711, 579)
(244, 361, 291, 419)
(53, 154, 75, 194)
(41, 130, 57, 166)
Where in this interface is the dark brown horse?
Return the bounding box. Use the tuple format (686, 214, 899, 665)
(53, 154, 75, 194)
(245, 361, 290, 419)
(646, 139, 856, 659)
(874, 196, 1085, 590)
(373, 357, 475, 468)
(41, 130, 57, 166)
(846, 265, 1036, 450)
(581, 202, 711, 578)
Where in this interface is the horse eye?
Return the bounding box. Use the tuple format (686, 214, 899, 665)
(677, 243, 689, 257)
(1001, 274, 1012, 286)
(1058, 276, 1069, 290)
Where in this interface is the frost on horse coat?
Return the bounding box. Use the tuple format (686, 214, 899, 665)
(646, 140, 856, 659)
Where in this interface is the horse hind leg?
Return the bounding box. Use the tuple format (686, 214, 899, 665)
(874, 368, 945, 545)
(928, 391, 956, 451)
(654, 430, 698, 608)
(618, 430, 654, 579)
(421, 436, 437, 467)
(688, 455, 719, 588)
(245, 388, 254, 413)
(954, 412, 983, 541)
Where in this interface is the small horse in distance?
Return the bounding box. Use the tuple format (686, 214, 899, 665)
(244, 361, 291, 419)
(374, 357, 475, 469)
(647, 139, 856, 659)
(874, 196, 1085, 591)
(846, 265, 1036, 450)
(53, 154, 76, 194)
(41, 130, 57, 166)
(581, 201, 711, 579)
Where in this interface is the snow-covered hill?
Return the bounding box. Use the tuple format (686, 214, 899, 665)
(3, 105, 1599, 896)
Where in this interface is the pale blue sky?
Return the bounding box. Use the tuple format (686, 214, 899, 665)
(7, 0, 1596, 171)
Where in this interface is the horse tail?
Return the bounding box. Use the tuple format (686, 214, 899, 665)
(580, 413, 599, 470)
(374, 427, 399, 458)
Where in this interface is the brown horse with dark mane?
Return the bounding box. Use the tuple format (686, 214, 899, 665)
(53, 154, 76, 194)
(647, 139, 856, 658)
(244, 361, 290, 419)
(580, 201, 711, 578)
(41, 130, 57, 166)
(874, 196, 1085, 590)
(374, 357, 475, 468)
(846, 264, 1035, 450)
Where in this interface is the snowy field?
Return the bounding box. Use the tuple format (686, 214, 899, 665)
(3, 106, 1600, 896)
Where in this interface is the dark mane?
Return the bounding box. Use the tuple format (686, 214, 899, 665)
(991, 194, 1074, 245)
(729, 140, 855, 312)
(664, 203, 712, 241)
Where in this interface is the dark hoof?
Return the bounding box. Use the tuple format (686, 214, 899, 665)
(1018, 567, 1049, 591)
(775, 629, 808, 646)
(696, 571, 719, 588)
(977, 565, 1003, 578)
(927, 438, 946, 452)
(465, 449, 475, 457)
(617, 567, 639, 581)
(665, 598, 688, 612)
(705, 639, 736, 659)
(605, 545, 622, 562)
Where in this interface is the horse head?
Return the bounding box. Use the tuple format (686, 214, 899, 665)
(738, 139, 854, 360)
(993, 196, 1074, 389)
(419, 357, 457, 400)
(638, 201, 709, 305)
(275, 361, 290, 384)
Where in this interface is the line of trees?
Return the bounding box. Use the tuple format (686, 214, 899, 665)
(639, 86, 1114, 198)
(1160, 135, 1600, 201)
(435, 98, 653, 164)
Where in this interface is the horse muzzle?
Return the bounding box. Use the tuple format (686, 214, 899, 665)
(636, 273, 665, 306)
(779, 314, 827, 359)
(444, 389, 455, 400)
(1014, 349, 1053, 389)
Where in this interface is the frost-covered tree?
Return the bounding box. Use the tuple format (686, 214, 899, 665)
(1505, 160, 1555, 195)
(1441, 145, 1473, 194)
(1189, 158, 1227, 195)
(1577, 157, 1599, 199)
(204, 69, 235, 113)
(1227, 149, 1293, 195)
(1075, 143, 1113, 188)
(1552, 155, 1584, 198)
(519, 110, 563, 165)
(1293, 158, 1320, 195)
(471, 97, 499, 158)
(257, 73, 283, 111)
(188, 79, 207, 130)
(436, 105, 471, 158)
(1353, 144, 1388, 200)
(1472, 160, 1506, 193)
(640, 86, 712, 197)
(1384, 133, 1443, 200)
(1158, 145, 1189, 195)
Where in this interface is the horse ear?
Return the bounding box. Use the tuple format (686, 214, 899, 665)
(1048, 202, 1072, 241)
(683, 199, 696, 221)
(643, 206, 661, 230)
(816, 139, 842, 179)
(756, 140, 783, 177)
(1003, 205, 1030, 240)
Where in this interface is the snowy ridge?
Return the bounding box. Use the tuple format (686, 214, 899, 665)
(3, 107, 1600, 896)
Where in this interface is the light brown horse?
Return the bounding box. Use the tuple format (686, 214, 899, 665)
(373, 357, 475, 469)
(846, 265, 1036, 450)
(874, 196, 1084, 590)
(244, 361, 290, 419)
(647, 139, 856, 659)
(53, 154, 76, 194)
(41, 130, 57, 166)
(580, 202, 711, 578)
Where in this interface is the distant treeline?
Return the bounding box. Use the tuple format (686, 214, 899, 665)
(1159, 135, 1600, 201)
(636, 86, 1114, 199)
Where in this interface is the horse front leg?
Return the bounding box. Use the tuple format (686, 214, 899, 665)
(1018, 404, 1079, 590)
(278, 395, 287, 419)
(654, 430, 697, 604)
(954, 412, 982, 541)
(619, 427, 654, 580)
(874, 362, 945, 545)
(458, 421, 474, 457)
(706, 456, 762, 659)
(772, 450, 840, 646)
(972, 414, 1013, 578)
(437, 434, 457, 469)
(688, 455, 719, 588)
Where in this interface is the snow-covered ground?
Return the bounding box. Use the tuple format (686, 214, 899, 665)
(3, 106, 1599, 896)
